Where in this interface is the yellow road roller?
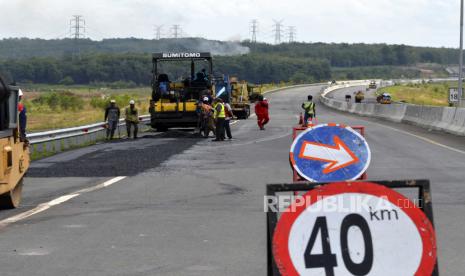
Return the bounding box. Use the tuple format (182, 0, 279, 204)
(0, 75, 30, 209)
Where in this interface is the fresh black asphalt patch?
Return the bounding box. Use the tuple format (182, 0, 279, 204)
(28, 131, 200, 177)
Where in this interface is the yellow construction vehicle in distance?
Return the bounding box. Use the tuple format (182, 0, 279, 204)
(229, 77, 250, 119)
(0, 75, 30, 209)
(368, 81, 377, 89)
(214, 76, 267, 119)
(150, 52, 214, 131)
(377, 92, 392, 104)
(355, 90, 365, 103)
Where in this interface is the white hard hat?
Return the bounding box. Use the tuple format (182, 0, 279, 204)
(18, 89, 23, 97)
(203, 96, 209, 102)
(129, 100, 135, 105)
(110, 99, 116, 103)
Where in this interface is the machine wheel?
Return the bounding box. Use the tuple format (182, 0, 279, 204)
(0, 178, 23, 209)
(235, 110, 247, 120)
(245, 106, 251, 119)
(156, 126, 168, 132)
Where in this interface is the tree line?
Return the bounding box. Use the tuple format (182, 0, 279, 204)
(0, 53, 331, 85)
(0, 38, 459, 85)
(244, 42, 458, 67)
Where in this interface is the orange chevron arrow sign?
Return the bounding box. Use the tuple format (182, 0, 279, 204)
(298, 136, 359, 174)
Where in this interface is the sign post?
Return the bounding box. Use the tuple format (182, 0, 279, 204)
(266, 180, 438, 276)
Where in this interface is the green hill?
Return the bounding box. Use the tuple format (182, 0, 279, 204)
(0, 38, 458, 84)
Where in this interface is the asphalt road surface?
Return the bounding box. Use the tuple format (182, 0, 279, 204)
(0, 85, 463, 275)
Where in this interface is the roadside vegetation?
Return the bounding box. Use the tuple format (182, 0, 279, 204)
(381, 82, 453, 106)
(22, 84, 151, 131)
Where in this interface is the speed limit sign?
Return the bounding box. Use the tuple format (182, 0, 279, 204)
(271, 182, 437, 276)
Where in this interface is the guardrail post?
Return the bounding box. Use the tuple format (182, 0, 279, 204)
(45, 141, 53, 154)
(63, 138, 70, 151)
(54, 140, 62, 153)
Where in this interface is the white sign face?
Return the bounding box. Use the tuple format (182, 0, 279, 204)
(273, 182, 436, 276)
(289, 193, 422, 275)
(449, 88, 459, 103)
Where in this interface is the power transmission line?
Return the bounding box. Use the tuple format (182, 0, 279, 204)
(171, 25, 182, 39)
(69, 15, 85, 39)
(287, 26, 296, 43)
(154, 25, 163, 40)
(69, 15, 86, 59)
(272, 19, 284, 44)
(250, 19, 258, 43)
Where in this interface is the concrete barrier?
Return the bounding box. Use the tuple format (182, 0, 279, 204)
(374, 104, 407, 123)
(320, 81, 465, 136)
(449, 108, 465, 135)
(437, 107, 456, 132)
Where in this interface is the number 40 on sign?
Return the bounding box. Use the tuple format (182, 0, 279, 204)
(270, 182, 437, 276)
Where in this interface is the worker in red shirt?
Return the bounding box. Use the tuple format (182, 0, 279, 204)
(255, 95, 269, 130)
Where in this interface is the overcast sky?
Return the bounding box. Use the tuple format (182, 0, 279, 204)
(0, 0, 460, 47)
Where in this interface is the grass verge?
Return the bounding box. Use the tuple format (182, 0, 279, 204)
(380, 82, 455, 106)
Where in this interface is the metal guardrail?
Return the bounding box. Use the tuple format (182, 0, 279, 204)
(29, 115, 151, 145)
(28, 115, 151, 158)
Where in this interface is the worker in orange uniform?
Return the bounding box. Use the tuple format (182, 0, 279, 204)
(199, 96, 215, 138)
(255, 95, 269, 130)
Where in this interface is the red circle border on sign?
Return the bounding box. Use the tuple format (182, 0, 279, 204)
(272, 182, 437, 276)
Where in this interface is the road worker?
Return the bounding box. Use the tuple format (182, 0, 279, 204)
(223, 101, 233, 139)
(255, 95, 269, 130)
(301, 95, 316, 126)
(212, 98, 225, 141)
(125, 100, 139, 139)
(199, 68, 209, 82)
(104, 99, 120, 140)
(17, 88, 27, 143)
(199, 96, 215, 138)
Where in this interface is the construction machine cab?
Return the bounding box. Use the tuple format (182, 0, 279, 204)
(150, 52, 214, 130)
(0, 77, 19, 140)
(151, 52, 213, 103)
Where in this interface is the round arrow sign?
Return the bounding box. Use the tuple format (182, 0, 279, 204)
(290, 124, 371, 182)
(273, 182, 437, 276)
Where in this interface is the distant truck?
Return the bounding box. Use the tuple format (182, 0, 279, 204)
(368, 81, 377, 89)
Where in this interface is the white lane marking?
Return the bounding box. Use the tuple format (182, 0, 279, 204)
(378, 124, 465, 155)
(48, 194, 80, 206)
(0, 176, 126, 229)
(74, 176, 126, 194)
